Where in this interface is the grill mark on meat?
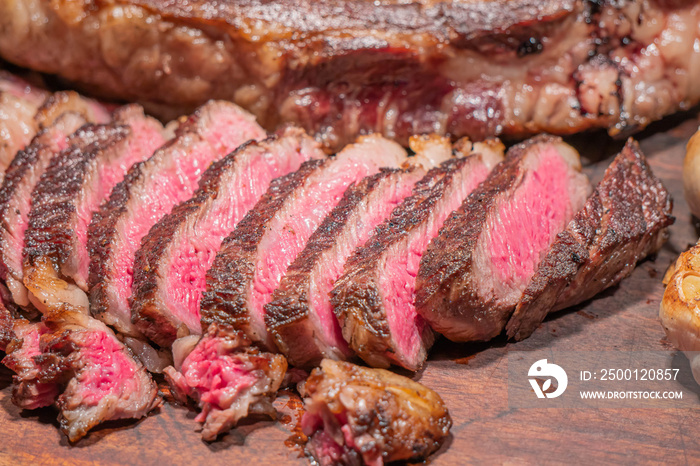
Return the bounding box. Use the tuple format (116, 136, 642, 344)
(332, 149, 502, 370)
(266, 168, 424, 368)
(0, 90, 112, 309)
(130, 128, 322, 347)
(23, 105, 165, 315)
(202, 135, 407, 350)
(506, 139, 674, 340)
(89, 101, 265, 338)
(163, 323, 287, 441)
(414, 135, 591, 343)
(265, 135, 455, 368)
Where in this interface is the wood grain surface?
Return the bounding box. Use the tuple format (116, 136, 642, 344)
(1, 114, 700, 465)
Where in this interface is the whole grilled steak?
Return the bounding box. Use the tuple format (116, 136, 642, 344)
(265, 136, 453, 368)
(507, 140, 673, 340)
(0, 73, 48, 173)
(131, 128, 322, 347)
(32, 310, 161, 442)
(23, 105, 165, 314)
(0, 93, 111, 308)
(301, 359, 451, 466)
(201, 135, 407, 350)
(415, 136, 591, 342)
(164, 323, 287, 441)
(0, 1, 698, 150)
(88, 101, 265, 337)
(332, 147, 502, 370)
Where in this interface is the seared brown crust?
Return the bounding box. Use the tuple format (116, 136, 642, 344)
(265, 168, 405, 367)
(0, 302, 14, 351)
(129, 139, 258, 346)
(331, 158, 473, 368)
(414, 135, 563, 342)
(506, 139, 674, 340)
(23, 124, 128, 274)
(0, 113, 88, 282)
(200, 158, 326, 334)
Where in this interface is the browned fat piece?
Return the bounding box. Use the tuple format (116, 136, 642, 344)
(415, 135, 591, 343)
(507, 139, 673, 340)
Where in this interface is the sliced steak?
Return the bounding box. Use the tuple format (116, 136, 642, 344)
(265, 136, 455, 368)
(301, 359, 451, 466)
(130, 128, 322, 347)
(23, 105, 165, 314)
(332, 148, 503, 370)
(508, 140, 674, 340)
(2, 318, 59, 409)
(201, 135, 408, 350)
(1, 92, 112, 308)
(164, 323, 287, 441)
(34, 310, 162, 442)
(88, 100, 265, 337)
(415, 135, 592, 343)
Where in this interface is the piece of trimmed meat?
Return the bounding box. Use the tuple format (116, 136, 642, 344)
(130, 128, 322, 347)
(510, 140, 673, 340)
(88, 100, 265, 337)
(2, 318, 60, 410)
(201, 135, 408, 350)
(2, 1, 700, 152)
(164, 323, 287, 441)
(1, 93, 112, 308)
(23, 105, 166, 314)
(34, 310, 161, 442)
(332, 147, 503, 370)
(301, 359, 451, 466)
(265, 136, 455, 368)
(0, 73, 48, 173)
(415, 135, 592, 343)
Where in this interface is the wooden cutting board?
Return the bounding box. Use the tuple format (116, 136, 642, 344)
(1, 113, 699, 465)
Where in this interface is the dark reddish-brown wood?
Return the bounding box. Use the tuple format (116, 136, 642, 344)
(1, 114, 700, 464)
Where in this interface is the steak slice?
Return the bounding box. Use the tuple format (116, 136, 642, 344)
(265, 136, 455, 368)
(301, 359, 451, 466)
(34, 310, 162, 442)
(2, 318, 60, 409)
(415, 135, 592, 343)
(23, 105, 166, 314)
(1, 92, 112, 308)
(88, 100, 265, 337)
(201, 135, 408, 350)
(130, 128, 322, 347)
(1, 1, 698, 151)
(163, 323, 287, 441)
(332, 148, 503, 370)
(507, 140, 674, 340)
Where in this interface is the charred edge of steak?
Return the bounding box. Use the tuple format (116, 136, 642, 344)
(128, 140, 259, 347)
(0, 302, 14, 351)
(265, 168, 403, 365)
(506, 139, 674, 340)
(200, 158, 326, 333)
(413, 134, 565, 337)
(301, 359, 451, 465)
(23, 124, 129, 271)
(331, 158, 469, 367)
